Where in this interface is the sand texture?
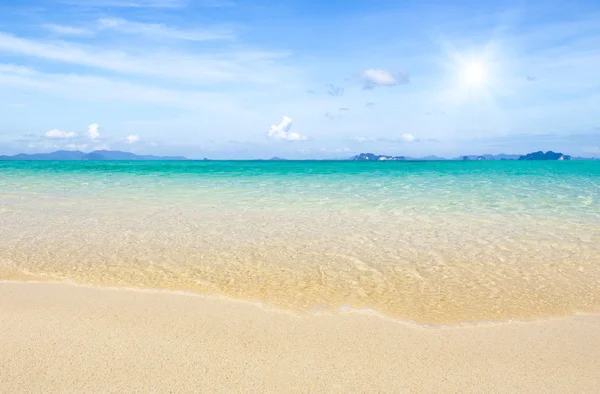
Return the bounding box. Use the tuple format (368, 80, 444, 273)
(1, 282, 600, 393)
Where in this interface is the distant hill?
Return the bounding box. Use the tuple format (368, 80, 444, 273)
(0, 150, 87, 160)
(518, 151, 570, 160)
(0, 150, 188, 161)
(351, 153, 406, 161)
(413, 155, 448, 161)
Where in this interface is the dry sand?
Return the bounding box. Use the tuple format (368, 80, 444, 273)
(1, 282, 600, 393)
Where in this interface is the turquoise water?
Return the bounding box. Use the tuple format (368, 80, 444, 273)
(2, 160, 599, 217)
(1, 161, 600, 323)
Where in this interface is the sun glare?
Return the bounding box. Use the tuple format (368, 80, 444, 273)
(464, 62, 485, 86)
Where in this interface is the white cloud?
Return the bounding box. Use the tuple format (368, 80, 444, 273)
(400, 133, 416, 142)
(125, 134, 140, 144)
(42, 24, 93, 37)
(65, 143, 88, 151)
(267, 116, 308, 141)
(44, 129, 77, 139)
(97, 18, 233, 41)
(88, 123, 100, 140)
(360, 68, 409, 89)
(93, 144, 111, 151)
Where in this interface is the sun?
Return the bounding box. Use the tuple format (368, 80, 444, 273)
(440, 45, 497, 103)
(463, 62, 485, 86)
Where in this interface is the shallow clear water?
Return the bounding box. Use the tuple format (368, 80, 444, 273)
(1, 160, 599, 323)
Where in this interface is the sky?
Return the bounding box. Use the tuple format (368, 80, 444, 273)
(0, 0, 599, 159)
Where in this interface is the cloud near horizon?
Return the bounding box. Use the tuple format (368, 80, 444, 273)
(267, 116, 308, 141)
(88, 123, 100, 140)
(125, 134, 140, 144)
(44, 129, 77, 139)
(400, 133, 416, 143)
(353, 133, 417, 143)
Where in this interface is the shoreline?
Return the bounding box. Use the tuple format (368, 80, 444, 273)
(2, 278, 599, 329)
(2, 281, 600, 392)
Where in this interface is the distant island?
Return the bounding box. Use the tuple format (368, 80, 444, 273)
(350, 153, 406, 161)
(458, 154, 521, 161)
(518, 151, 570, 160)
(0, 150, 188, 161)
(352, 151, 589, 161)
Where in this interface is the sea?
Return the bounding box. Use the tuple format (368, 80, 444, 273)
(1, 160, 599, 324)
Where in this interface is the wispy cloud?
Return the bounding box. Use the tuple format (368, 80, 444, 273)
(0, 64, 234, 110)
(42, 24, 93, 37)
(315, 69, 410, 96)
(0, 32, 291, 85)
(124, 134, 140, 143)
(326, 84, 344, 96)
(324, 107, 351, 119)
(60, 0, 186, 8)
(352, 134, 418, 143)
(358, 68, 410, 89)
(0, 63, 36, 75)
(97, 18, 234, 41)
(267, 116, 308, 141)
(399, 133, 416, 142)
(352, 136, 376, 143)
(307, 83, 345, 96)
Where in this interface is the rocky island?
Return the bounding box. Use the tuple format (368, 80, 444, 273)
(351, 153, 406, 161)
(518, 151, 571, 160)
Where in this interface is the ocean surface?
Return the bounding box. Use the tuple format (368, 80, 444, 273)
(1, 160, 599, 324)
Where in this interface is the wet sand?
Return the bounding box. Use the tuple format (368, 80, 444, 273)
(1, 282, 599, 393)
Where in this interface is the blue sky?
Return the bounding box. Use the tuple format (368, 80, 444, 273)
(0, 0, 599, 159)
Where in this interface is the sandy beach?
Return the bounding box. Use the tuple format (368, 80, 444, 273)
(2, 282, 599, 393)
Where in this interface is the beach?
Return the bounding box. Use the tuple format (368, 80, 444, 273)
(2, 0, 600, 388)
(2, 281, 600, 393)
